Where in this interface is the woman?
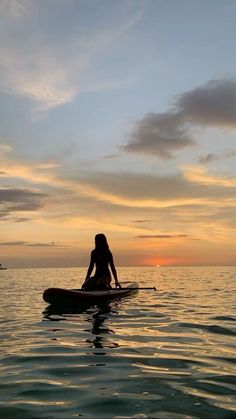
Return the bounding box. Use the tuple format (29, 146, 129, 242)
(82, 234, 121, 290)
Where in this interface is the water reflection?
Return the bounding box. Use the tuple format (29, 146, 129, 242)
(42, 302, 91, 321)
(85, 303, 119, 352)
(42, 301, 119, 352)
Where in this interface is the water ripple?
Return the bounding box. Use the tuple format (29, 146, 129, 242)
(0, 266, 236, 418)
(178, 322, 236, 336)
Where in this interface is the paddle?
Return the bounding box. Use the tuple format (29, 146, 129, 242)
(118, 287, 157, 291)
(74, 287, 157, 291)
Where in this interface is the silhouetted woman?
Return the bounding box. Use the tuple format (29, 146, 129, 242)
(82, 234, 121, 290)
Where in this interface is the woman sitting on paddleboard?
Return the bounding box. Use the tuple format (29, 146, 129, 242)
(82, 234, 121, 290)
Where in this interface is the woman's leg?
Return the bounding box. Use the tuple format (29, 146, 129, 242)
(82, 276, 96, 290)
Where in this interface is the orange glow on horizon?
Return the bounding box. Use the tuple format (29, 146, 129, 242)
(140, 256, 179, 267)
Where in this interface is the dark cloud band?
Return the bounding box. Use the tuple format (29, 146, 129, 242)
(0, 241, 59, 247)
(122, 78, 236, 158)
(0, 187, 48, 219)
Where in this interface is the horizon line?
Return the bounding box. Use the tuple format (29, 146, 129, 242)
(2, 264, 236, 270)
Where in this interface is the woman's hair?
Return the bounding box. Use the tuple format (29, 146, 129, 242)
(95, 233, 109, 252)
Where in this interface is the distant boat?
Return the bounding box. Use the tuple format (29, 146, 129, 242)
(0, 264, 7, 270)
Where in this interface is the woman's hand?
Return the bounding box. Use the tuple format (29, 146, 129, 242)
(115, 281, 121, 288)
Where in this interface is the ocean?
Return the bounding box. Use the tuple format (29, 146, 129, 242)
(0, 266, 236, 418)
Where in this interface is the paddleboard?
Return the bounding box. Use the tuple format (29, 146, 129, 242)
(43, 282, 139, 305)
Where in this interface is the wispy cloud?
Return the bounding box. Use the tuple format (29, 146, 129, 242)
(0, 240, 60, 247)
(0, 0, 32, 19)
(137, 234, 188, 239)
(183, 165, 236, 187)
(0, 164, 235, 257)
(2, 145, 236, 209)
(198, 149, 236, 164)
(1, 146, 236, 245)
(14, 217, 32, 222)
(123, 78, 236, 158)
(75, 169, 236, 208)
(0, 1, 142, 111)
(131, 219, 151, 223)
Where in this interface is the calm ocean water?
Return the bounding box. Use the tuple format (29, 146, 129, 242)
(0, 266, 236, 418)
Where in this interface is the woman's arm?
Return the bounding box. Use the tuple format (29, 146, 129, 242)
(85, 251, 95, 280)
(82, 251, 95, 289)
(109, 253, 121, 288)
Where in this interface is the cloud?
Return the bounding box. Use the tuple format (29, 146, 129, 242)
(123, 78, 236, 158)
(131, 219, 151, 223)
(1, 145, 235, 249)
(0, 0, 31, 19)
(0, 1, 142, 111)
(77, 169, 236, 208)
(184, 165, 236, 187)
(137, 234, 188, 239)
(0, 147, 65, 189)
(0, 42, 77, 111)
(198, 149, 236, 164)
(0, 144, 13, 154)
(14, 217, 32, 222)
(0, 240, 59, 247)
(0, 186, 48, 219)
(178, 79, 236, 127)
(0, 186, 47, 206)
(123, 112, 195, 159)
(1, 149, 235, 245)
(1, 146, 236, 213)
(198, 153, 220, 164)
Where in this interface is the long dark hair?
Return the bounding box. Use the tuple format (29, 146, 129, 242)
(95, 233, 109, 253)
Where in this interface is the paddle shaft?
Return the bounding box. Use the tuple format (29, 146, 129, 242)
(75, 287, 157, 291)
(124, 287, 156, 290)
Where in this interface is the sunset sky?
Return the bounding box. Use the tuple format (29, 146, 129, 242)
(1, 0, 236, 268)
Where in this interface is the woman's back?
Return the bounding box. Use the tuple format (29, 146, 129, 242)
(92, 249, 111, 278)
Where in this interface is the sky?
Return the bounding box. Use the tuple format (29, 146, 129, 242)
(0, 0, 236, 268)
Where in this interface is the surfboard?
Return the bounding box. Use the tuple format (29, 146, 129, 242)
(43, 282, 139, 305)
